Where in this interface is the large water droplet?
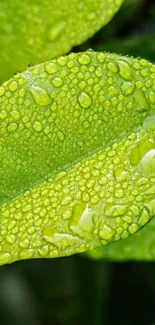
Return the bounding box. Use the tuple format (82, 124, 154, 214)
(130, 138, 154, 169)
(78, 92, 92, 109)
(134, 90, 149, 113)
(29, 85, 51, 106)
(48, 21, 67, 41)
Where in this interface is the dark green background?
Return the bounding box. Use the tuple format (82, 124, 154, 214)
(0, 0, 155, 324)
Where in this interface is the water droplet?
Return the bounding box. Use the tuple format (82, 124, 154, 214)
(118, 59, 132, 80)
(139, 149, 155, 174)
(97, 53, 105, 63)
(99, 224, 115, 241)
(0, 253, 12, 265)
(19, 239, 30, 249)
(29, 85, 51, 106)
(19, 249, 34, 260)
(0, 110, 7, 119)
(78, 92, 92, 109)
(105, 204, 128, 217)
(138, 208, 150, 226)
(134, 90, 149, 113)
(128, 223, 138, 234)
(7, 122, 18, 132)
(9, 81, 18, 92)
(62, 208, 72, 220)
(52, 77, 63, 88)
(78, 54, 91, 65)
(10, 110, 20, 120)
(45, 62, 58, 74)
(122, 82, 135, 95)
(57, 131, 65, 142)
(61, 196, 72, 206)
(33, 121, 43, 132)
(38, 246, 49, 257)
(130, 139, 155, 174)
(0, 86, 5, 96)
(44, 233, 80, 251)
(107, 62, 118, 73)
(48, 21, 67, 41)
(6, 234, 16, 244)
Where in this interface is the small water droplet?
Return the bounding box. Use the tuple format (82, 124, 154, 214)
(61, 196, 72, 206)
(48, 21, 67, 41)
(6, 234, 16, 244)
(52, 77, 63, 88)
(57, 131, 65, 142)
(0, 86, 5, 96)
(78, 92, 92, 109)
(134, 89, 149, 113)
(99, 224, 115, 241)
(0, 110, 7, 119)
(122, 82, 135, 95)
(29, 85, 51, 106)
(7, 122, 18, 132)
(138, 208, 150, 226)
(33, 121, 43, 132)
(45, 62, 58, 74)
(19, 239, 30, 249)
(10, 110, 20, 120)
(78, 53, 91, 65)
(107, 62, 118, 73)
(118, 59, 132, 80)
(130, 139, 155, 174)
(97, 53, 105, 63)
(0, 253, 12, 265)
(105, 204, 128, 217)
(9, 81, 18, 92)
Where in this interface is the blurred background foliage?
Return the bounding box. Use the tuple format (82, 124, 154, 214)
(1, 0, 155, 324)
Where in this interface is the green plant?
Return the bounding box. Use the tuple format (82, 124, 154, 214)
(0, 0, 155, 265)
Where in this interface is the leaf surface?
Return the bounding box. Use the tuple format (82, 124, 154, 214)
(0, 51, 155, 265)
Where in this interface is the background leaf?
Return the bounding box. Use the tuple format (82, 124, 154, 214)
(0, 0, 123, 84)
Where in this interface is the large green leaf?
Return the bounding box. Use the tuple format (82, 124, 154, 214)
(0, 51, 155, 265)
(0, 0, 123, 84)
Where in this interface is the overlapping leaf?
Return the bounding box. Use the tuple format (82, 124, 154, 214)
(0, 0, 123, 84)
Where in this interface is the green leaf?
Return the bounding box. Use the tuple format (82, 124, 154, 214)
(0, 0, 123, 84)
(0, 51, 155, 265)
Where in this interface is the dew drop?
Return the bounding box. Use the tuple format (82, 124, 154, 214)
(29, 85, 51, 106)
(0, 253, 12, 265)
(9, 81, 18, 92)
(0, 110, 7, 119)
(45, 62, 58, 74)
(0, 86, 5, 96)
(118, 59, 132, 80)
(33, 121, 43, 132)
(48, 21, 67, 41)
(134, 89, 149, 113)
(7, 122, 18, 132)
(52, 77, 63, 88)
(107, 62, 118, 73)
(130, 138, 154, 170)
(78, 53, 91, 65)
(78, 92, 92, 109)
(99, 224, 115, 241)
(122, 82, 135, 96)
(6, 234, 16, 244)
